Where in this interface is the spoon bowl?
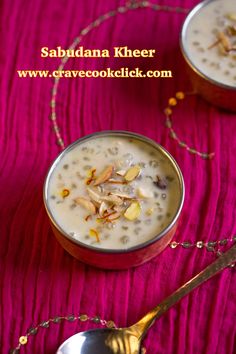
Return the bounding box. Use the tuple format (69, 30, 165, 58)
(57, 328, 141, 354)
(57, 243, 236, 354)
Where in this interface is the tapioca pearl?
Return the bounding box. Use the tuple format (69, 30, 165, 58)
(69, 204, 77, 210)
(229, 62, 235, 68)
(83, 156, 90, 161)
(134, 227, 142, 234)
(138, 162, 146, 168)
(105, 223, 115, 230)
(101, 234, 110, 240)
(120, 235, 129, 244)
(122, 226, 129, 230)
(157, 215, 163, 221)
(197, 47, 205, 53)
(63, 164, 69, 170)
(224, 70, 230, 75)
(165, 175, 175, 182)
(76, 172, 83, 179)
(123, 185, 134, 194)
(134, 219, 141, 225)
(149, 160, 159, 168)
(216, 17, 226, 27)
(192, 41, 200, 46)
(108, 147, 119, 156)
(83, 165, 92, 170)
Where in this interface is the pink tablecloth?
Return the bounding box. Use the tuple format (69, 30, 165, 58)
(1, 0, 236, 353)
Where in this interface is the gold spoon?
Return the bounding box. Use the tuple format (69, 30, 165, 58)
(56, 244, 236, 354)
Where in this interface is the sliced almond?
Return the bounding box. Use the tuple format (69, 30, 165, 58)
(102, 194, 123, 206)
(116, 169, 126, 176)
(106, 211, 121, 221)
(93, 165, 113, 186)
(218, 43, 228, 56)
(87, 186, 103, 204)
(124, 165, 141, 182)
(218, 31, 231, 51)
(75, 197, 96, 214)
(99, 201, 109, 216)
(107, 179, 127, 185)
(124, 202, 141, 221)
(110, 192, 134, 199)
(137, 187, 153, 199)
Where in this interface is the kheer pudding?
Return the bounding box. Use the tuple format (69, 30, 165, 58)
(184, 0, 236, 87)
(46, 134, 182, 250)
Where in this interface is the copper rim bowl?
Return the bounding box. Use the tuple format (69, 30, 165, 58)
(180, 0, 236, 112)
(43, 131, 185, 269)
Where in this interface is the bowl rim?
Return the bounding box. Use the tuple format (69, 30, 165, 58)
(180, 0, 236, 91)
(43, 130, 185, 254)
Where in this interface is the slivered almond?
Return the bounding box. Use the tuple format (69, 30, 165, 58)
(99, 201, 109, 216)
(218, 31, 231, 51)
(110, 192, 134, 199)
(124, 202, 141, 221)
(87, 186, 103, 204)
(124, 165, 141, 182)
(106, 211, 121, 221)
(107, 179, 127, 184)
(102, 194, 123, 205)
(93, 165, 113, 186)
(75, 197, 96, 214)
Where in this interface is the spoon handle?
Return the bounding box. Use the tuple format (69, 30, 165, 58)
(131, 243, 236, 339)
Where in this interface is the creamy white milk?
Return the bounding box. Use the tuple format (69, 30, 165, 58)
(47, 136, 181, 249)
(185, 0, 236, 87)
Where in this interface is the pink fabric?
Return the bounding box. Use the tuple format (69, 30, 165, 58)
(1, 0, 236, 353)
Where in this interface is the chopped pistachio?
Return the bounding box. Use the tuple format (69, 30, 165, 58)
(124, 202, 141, 221)
(124, 165, 141, 182)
